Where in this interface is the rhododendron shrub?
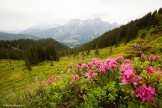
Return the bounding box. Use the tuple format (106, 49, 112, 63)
(120, 54, 162, 107)
(4, 54, 161, 108)
(67, 54, 162, 107)
(27, 54, 161, 108)
(135, 83, 156, 102)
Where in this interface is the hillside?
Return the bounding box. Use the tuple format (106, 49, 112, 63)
(0, 23, 162, 107)
(79, 8, 162, 51)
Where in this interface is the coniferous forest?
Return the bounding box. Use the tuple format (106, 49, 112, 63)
(0, 38, 69, 65)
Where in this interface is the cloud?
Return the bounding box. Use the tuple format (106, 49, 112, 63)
(0, 0, 162, 30)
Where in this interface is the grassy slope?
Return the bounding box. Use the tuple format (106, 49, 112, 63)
(0, 27, 162, 103)
(0, 44, 125, 100)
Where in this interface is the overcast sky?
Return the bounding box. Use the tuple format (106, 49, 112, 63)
(0, 0, 162, 30)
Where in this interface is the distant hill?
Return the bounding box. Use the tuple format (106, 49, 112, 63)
(0, 32, 39, 40)
(21, 18, 118, 47)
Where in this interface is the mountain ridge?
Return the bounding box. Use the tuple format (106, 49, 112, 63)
(21, 18, 118, 47)
(0, 32, 39, 40)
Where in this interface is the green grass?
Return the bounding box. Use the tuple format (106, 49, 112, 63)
(0, 44, 126, 101)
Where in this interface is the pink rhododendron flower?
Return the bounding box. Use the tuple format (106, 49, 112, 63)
(86, 70, 96, 80)
(156, 70, 162, 74)
(141, 53, 145, 58)
(154, 55, 160, 59)
(124, 59, 131, 64)
(67, 68, 72, 72)
(92, 58, 98, 63)
(88, 62, 93, 68)
(146, 66, 155, 74)
(122, 71, 132, 83)
(121, 62, 138, 85)
(73, 74, 79, 80)
(48, 78, 52, 84)
(81, 63, 88, 69)
(135, 83, 156, 102)
(149, 54, 160, 60)
(120, 63, 134, 72)
(115, 56, 123, 62)
(156, 70, 162, 78)
(150, 54, 154, 60)
(99, 65, 106, 74)
(122, 70, 138, 85)
(92, 58, 102, 67)
(131, 75, 139, 85)
(104, 58, 118, 70)
(75, 64, 80, 71)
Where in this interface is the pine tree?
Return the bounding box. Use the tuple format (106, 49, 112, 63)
(109, 46, 113, 53)
(86, 48, 90, 55)
(158, 8, 162, 14)
(81, 51, 85, 60)
(95, 45, 100, 56)
(25, 59, 32, 70)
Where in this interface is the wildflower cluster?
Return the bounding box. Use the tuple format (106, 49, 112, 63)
(71, 56, 123, 80)
(120, 62, 138, 85)
(66, 53, 162, 104)
(46, 54, 161, 107)
(135, 83, 156, 102)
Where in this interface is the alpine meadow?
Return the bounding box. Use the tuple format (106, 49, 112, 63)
(0, 0, 162, 108)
